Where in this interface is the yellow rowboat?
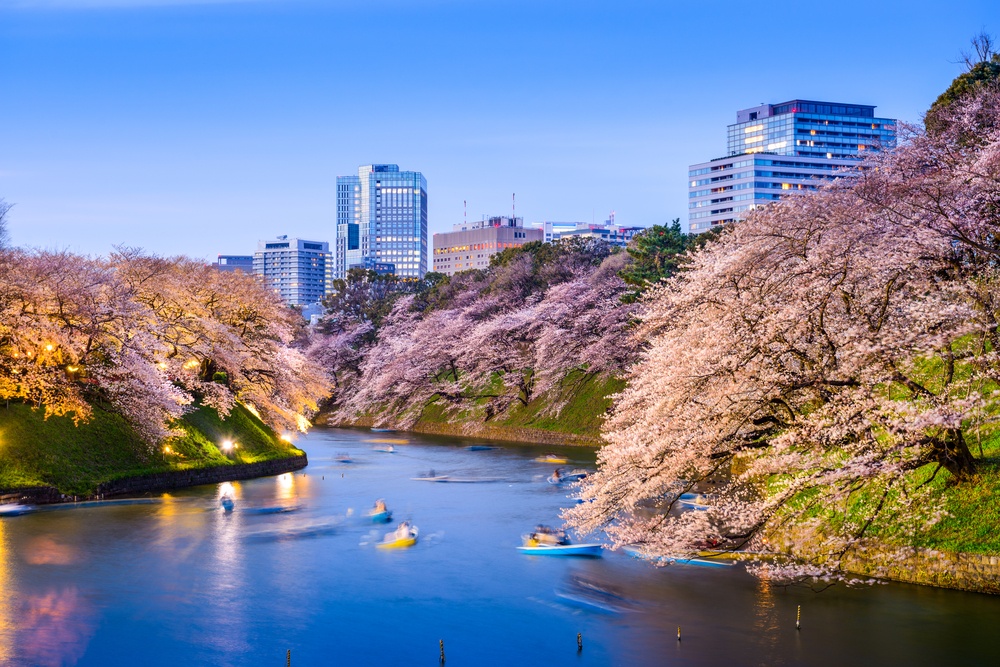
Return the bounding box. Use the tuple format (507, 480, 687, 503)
(371, 438, 409, 445)
(535, 454, 569, 464)
(376, 526, 419, 549)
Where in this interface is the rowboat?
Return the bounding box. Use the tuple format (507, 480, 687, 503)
(367, 509, 393, 523)
(517, 542, 603, 557)
(547, 470, 588, 485)
(465, 445, 497, 451)
(372, 445, 396, 453)
(0, 503, 36, 517)
(243, 504, 301, 515)
(220, 496, 235, 513)
(377, 525, 418, 549)
(370, 428, 395, 433)
(535, 454, 569, 464)
(621, 545, 733, 567)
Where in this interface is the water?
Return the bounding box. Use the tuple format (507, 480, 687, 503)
(1, 427, 998, 666)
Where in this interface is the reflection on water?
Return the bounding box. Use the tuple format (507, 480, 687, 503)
(23, 535, 78, 566)
(0, 428, 998, 666)
(20, 587, 94, 667)
(0, 520, 12, 664)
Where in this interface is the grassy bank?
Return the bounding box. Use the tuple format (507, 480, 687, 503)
(330, 371, 623, 445)
(0, 401, 304, 496)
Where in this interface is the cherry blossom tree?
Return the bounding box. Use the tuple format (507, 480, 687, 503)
(565, 86, 1000, 580)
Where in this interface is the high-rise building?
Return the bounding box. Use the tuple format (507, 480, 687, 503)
(253, 236, 331, 307)
(688, 99, 897, 233)
(335, 164, 427, 280)
(215, 255, 253, 272)
(433, 216, 542, 276)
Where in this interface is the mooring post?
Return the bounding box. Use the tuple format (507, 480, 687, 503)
(796, 605, 801, 630)
(677, 626, 681, 642)
(286, 648, 291, 667)
(577, 632, 582, 652)
(439, 639, 445, 663)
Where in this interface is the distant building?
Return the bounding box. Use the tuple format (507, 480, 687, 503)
(215, 255, 253, 272)
(688, 99, 897, 233)
(433, 215, 543, 276)
(335, 164, 428, 280)
(531, 221, 580, 243)
(528, 215, 643, 247)
(252, 236, 331, 307)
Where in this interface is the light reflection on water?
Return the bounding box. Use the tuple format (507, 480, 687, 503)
(0, 427, 998, 666)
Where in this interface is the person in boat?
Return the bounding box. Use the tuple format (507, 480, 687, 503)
(531, 524, 566, 546)
(394, 521, 411, 541)
(374, 499, 386, 513)
(552, 468, 562, 482)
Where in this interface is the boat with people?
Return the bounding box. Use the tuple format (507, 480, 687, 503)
(220, 495, 235, 513)
(465, 445, 497, 451)
(334, 453, 353, 463)
(516, 525, 603, 557)
(372, 445, 396, 453)
(377, 521, 418, 549)
(547, 468, 588, 485)
(370, 428, 395, 433)
(535, 453, 569, 464)
(367, 499, 393, 523)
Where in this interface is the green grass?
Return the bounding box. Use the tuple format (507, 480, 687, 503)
(414, 370, 623, 440)
(0, 401, 304, 496)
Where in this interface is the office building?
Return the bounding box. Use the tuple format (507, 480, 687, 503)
(335, 164, 428, 280)
(215, 255, 253, 272)
(688, 99, 897, 233)
(433, 215, 542, 276)
(529, 215, 644, 248)
(252, 236, 331, 307)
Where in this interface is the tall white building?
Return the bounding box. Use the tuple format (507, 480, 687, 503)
(253, 236, 331, 307)
(335, 164, 428, 280)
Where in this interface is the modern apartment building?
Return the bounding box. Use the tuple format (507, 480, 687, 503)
(335, 164, 428, 280)
(215, 255, 253, 272)
(252, 236, 331, 307)
(688, 99, 897, 233)
(433, 216, 542, 276)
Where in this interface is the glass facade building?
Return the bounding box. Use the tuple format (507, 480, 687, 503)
(335, 164, 428, 280)
(252, 236, 331, 307)
(689, 99, 897, 233)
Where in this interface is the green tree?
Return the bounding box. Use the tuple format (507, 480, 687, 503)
(927, 33, 1000, 137)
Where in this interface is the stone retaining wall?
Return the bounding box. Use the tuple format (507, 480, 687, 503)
(0, 454, 308, 505)
(841, 544, 1000, 594)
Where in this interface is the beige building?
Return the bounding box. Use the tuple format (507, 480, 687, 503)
(432, 216, 543, 276)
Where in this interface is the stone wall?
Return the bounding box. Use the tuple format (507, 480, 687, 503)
(1, 454, 308, 505)
(841, 544, 1000, 594)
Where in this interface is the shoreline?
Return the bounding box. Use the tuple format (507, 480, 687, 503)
(0, 453, 308, 505)
(322, 415, 603, 447)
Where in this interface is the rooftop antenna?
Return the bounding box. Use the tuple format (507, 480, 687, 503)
(464, 200, 467, 228)
(512, 192, 516, 220)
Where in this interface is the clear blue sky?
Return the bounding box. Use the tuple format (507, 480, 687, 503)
(1, 0, 998, 259)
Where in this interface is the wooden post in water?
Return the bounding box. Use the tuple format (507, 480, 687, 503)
(677, 626, 681, 642)
(286, 649, 291, 666)
(439, 639, 445, 663)
(577, 633, 582, 652)
(796, 605, 801, 630)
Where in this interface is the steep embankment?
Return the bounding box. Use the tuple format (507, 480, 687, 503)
(0, 401, 305, 499)
(326, 371, 623, 446)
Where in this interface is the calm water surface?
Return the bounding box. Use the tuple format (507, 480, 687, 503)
(1, 427, 998, 666)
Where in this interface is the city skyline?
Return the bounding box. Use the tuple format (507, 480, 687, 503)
(1, 0, 998, 259)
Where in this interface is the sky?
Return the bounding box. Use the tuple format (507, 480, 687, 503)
(1, 0, 999, 261)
